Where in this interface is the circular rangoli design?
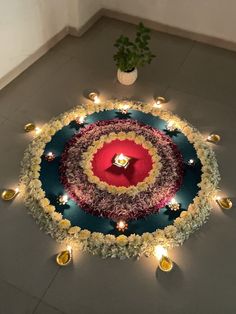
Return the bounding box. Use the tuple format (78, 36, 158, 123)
(20, 100, 220, 259)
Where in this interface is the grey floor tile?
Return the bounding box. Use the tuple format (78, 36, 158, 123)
(122, 22, 194, 87)
(0, 191, 61, 298)
(34, 302, 65, 314)
(51, 17, 128, 60)
(0, 279, 38, 314)
(170, 42, 236, 105)
(42, 220, 236, 314)
(164, 88, 236, 192)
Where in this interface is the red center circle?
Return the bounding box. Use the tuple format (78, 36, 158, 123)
(91, 139, 154, 187)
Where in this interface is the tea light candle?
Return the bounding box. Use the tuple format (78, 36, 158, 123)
(77, 116, 85, 124)
(116, 220, 128, 232)
(58, 194, 68, 205)
(113, 153, 131, 169)
(166, 121, 177, 132)
(187, 159, 195, 166)
(45, 152, 55, 161)
(120, 104, 130, 114)
(168, 198, 180, 211)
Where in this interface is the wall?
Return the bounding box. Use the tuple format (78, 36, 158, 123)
(101, 0, 236, 43)
(68, 0, 102, 30)
(2, 0, 236, 88)
(0, 0, 68, 82)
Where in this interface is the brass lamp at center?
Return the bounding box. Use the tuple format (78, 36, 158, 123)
(113, 153, 131, 169)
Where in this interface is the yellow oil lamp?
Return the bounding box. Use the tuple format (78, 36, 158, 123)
(153, 96, 167, 108)
(56, 246, 72, 266)
(1, 187, 19, 201)
(207, 134, 221, 143)
(216, 197, 233, 209)
(154, 245, 173, 272)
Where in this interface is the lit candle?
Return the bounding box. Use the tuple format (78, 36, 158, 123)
(89, 92, 100, 104)
(45, 152, 55, 161)
(58, 194, 68, 205)
(166, 121, 177, 132)
(120, 104, 130, 114)
(207, 134, 220, 143)
(168, 198, 180, 211)
(35, 127, 41, 134)
(113, 153, 131, 169)
(77, 116, 85, 124)
(154, 245, 173, 272)
(215, 196, 233, 209)
(187, 159, 195, 166)
(116, 220, 128, 232)
(153, 96, 167, 108)
(24, 123, 36, 132)
(56, 245, 72, 266)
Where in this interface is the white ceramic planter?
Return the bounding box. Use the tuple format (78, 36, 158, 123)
(117, 68, 138, 85)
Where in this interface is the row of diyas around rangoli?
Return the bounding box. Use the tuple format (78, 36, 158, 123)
(1, 95, 232, 268)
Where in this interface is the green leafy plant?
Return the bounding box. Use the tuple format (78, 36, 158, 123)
(113, 22, 156, 72)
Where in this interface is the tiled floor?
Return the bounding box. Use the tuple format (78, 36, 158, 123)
(0, 17, 236, 314)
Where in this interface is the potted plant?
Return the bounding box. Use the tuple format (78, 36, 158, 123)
(113, 22, 156, 85)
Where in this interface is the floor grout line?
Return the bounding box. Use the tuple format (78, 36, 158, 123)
(163, 41, 197, 97)
(31, 267, 61, 314)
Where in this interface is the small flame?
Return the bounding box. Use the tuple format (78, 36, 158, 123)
(154, 245, 168, 261)
(94, 95, 100, 104)
(35, 127, 41, 134)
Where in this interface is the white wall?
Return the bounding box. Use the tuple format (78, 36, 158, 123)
(68, 0, 102, 30)
(101, 0, 236, 43)
(1, 0, 236, 86)
(0, 0, 68, 80)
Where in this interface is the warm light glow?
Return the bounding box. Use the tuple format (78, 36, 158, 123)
(207, 134, 221, 143)
(215, 197, 233, 209)
(67, 245, 72, 253)
(58, 194, 68, 205)
(62, 195, 68, 203)
(45, 152, 55, 161)
(89, 92, 100, 103)
(168, 198, 180, 211)
(15, 187, 20, 193)
(154, 245, 168, 261)
(122, 104, 130, 110)
(120, 103, 130, 114)
(93, 95, 100, 104)
(170, 198, 177, 205)
(116, 220, 128, 232)
(118, 221, 125, 228)
(153, 96, 167, 108)
(78, 116, 85, 124)
(153, 101, 162, 108)
(113, 153, 131, 168)
(166, 121, 176, 131)
(35, 127, 41, 134)
(188, 159, 195, 165)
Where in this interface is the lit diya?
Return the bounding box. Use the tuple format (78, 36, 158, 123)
(113, 153, 131, 169)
